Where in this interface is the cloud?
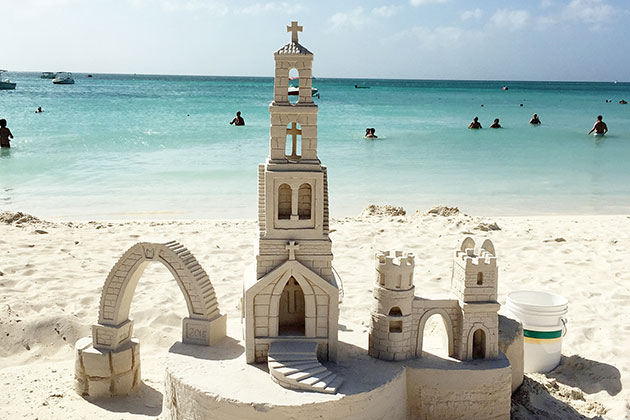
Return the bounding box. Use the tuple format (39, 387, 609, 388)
(410, 0, 447, 6)
(327, 6, 398, 31)
(328, 7, 365, 31)
(563, 0, 614, 23)
(372, 5, 400, 18)
(242, 2, 305, 16)
(540, 0, 554, 9)
(490, 9, 530, 31)
(393, 25, 483, 50)
(461, 8, 482, 21)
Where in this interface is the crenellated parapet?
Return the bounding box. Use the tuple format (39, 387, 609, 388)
(375, 250, 415, 291)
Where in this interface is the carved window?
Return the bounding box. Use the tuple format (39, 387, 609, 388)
(477, 272, 483, 285)
(389, 307, 403, 316)
(278, 184, 291, 220)
(472, 329, 486, 359)
(298, 183, 312, 220)
(389, 307, 403, 332)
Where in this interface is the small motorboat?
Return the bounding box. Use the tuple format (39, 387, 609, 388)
(288, 86, 319, 97)
(0, 70, 16, 90)
(40, 72, 56, 79)
(52, 72, 75, 85)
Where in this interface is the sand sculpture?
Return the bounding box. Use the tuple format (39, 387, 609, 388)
(242, 20, 342, 393)
(74, 23, 521, 419)
(369, 238, 500, 362)
(74, 241, 226, 397)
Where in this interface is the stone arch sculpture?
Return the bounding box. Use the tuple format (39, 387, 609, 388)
(75, 241, 226, 398)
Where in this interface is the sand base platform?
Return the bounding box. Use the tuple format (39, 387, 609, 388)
(163, 320, 512, 420)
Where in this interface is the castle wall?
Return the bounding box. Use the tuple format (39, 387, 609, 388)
(406, 357, 511, 420)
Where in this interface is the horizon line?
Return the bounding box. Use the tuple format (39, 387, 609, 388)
(8, 69, 629, 84)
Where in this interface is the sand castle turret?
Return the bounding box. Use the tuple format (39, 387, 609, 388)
(243, 22, 340, 377)
(452, 237, 500, 360)
(369, 251, 416, 361)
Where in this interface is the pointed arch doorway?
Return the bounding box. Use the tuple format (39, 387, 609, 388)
(279, 276, 306, 336)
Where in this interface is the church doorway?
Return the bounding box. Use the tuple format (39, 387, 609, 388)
(279, 276, 305, 336)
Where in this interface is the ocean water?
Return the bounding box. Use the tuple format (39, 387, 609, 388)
(1, 73, 629, 220)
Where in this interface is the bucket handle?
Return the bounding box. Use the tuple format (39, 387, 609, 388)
(561, 318, 568, 337)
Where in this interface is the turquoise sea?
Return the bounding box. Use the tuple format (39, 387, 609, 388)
(1, 73, 629, 220)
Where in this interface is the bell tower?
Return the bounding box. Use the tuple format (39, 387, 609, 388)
(255, 21, 333, 284)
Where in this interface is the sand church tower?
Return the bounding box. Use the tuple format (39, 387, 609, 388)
(243, 22, 339, 366)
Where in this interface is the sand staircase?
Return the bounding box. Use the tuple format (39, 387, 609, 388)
(268, 341, 343, 394)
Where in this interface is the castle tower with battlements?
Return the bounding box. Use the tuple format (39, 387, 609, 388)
(369, 251, 416, 361)
(243, 22, 339, 365)
(451, 238, 500, 360)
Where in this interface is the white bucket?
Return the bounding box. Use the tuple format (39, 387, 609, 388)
(505, 291, 568, 373)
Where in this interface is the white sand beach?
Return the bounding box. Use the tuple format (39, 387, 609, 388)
(0, 207, 628, 419)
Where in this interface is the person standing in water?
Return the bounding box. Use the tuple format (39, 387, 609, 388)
(0, 119, 14, 148)
(490, 118, 501, 128)
(587, 115, 608, 136)
(230, 111, 245, 126)
(529, 114, 541, 125)
(468, 116, 482, 129)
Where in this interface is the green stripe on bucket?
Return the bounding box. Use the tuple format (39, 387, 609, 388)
(523, 329, 562, 339)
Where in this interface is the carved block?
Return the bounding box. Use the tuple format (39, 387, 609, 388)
(92, 319, 134, 351)
(182, 315, 227, 346)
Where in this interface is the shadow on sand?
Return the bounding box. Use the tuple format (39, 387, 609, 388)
(88, 381, 163, 416)
(546, 354, 622, 396)
(168, 336, 244, 361)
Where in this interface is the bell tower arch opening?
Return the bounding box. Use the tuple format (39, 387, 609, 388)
(289, 68, 299, 104)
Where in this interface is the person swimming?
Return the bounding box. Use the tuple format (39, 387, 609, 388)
(35, 106, 43, 113)
(587, 115, 608, 136)
(490, 118, 501, 128)
(0, 119, 14, 148)
(468, 117, 482, 129)
(229, 111, 245, 126)
(529, 114, 541, 125)
(365, 128, 377, 138)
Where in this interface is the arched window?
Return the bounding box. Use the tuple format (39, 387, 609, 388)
(285, 122, 302, 160)
(477, 272, 483, 285)
(389, 307, 403, 316)
(389, 306, 403, 333)
(288, 68, 299, 104)
(278, 184, 291, 220)
(472, 329, 486, 359)
(298, 183, 312, 220)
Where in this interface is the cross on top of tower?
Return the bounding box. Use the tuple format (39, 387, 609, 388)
(287, 21, 303, 43)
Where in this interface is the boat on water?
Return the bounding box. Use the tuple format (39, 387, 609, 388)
(288, 86, 319, 97)
(40, 72, 56, 79)
(0, 70, 16, 90)
(52, 72, 75, 85)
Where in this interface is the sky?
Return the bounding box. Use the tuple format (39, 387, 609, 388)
(2, 0, 629, 81)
